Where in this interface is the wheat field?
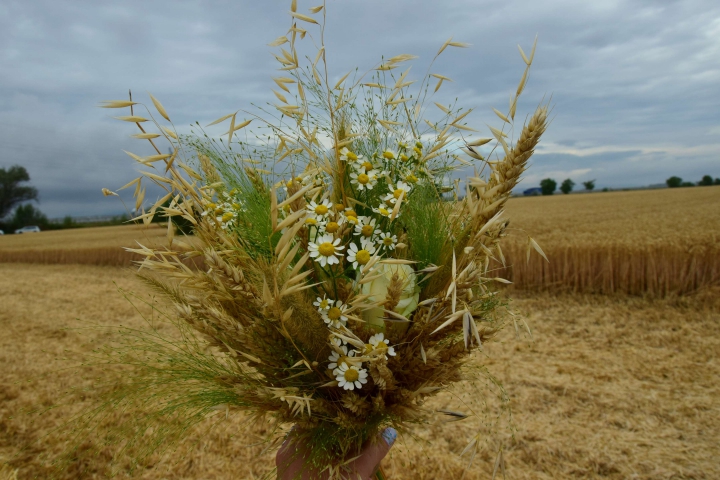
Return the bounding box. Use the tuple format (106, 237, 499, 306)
(496, 186, 720, 295)
(1, 187, 718, 295)
(1, 264, 718, 479)
(0, 224, 168, 266)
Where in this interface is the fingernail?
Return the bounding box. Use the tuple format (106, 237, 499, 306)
(381, 427, 397, 446)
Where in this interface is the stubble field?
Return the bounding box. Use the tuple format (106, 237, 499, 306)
(1, 187, 719, 479)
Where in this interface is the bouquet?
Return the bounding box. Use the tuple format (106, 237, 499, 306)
(98, 1, 547, 477)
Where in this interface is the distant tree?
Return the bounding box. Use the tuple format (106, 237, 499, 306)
(582, 180, 595, 191)
(715, 178, 720, 185)
(602, 187, 609, 192)
(680, 181, 695, 187)
(539, 178, 557, 196)
(10, 204, 48, 230)
(699, 175, 713, 186)
(0, 165, 38, 219)
(666, 176, 682, 188)
(560, 178, 575, 194)
(153, 198, 194, 234)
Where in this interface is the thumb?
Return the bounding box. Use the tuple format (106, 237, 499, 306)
(352, 427, 397, 479)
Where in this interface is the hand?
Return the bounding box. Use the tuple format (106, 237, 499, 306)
(276, 427, 397, 480)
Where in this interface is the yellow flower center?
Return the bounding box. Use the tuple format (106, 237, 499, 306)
(286, 180, 293, 188)
(318, 242, 335, 257)
(361, 225, 374, 237)
(406, 174, 418, 184)
(362, 161, 373, 170)
(294, 176, 303, 183)
(355, 250, 371, 265)
(364, 344, 374, 355)
(379, 208, 389, 216)
(383, 151, 395, 160)
(357, 173, 370, 185)
(413, 147, 422, 156)
(400, 154, 409, 162)
(383, 236, 394, 246)
(314, 204, 329, 215)
(346, 151, 358, 161)
(207, 202, 217, 209)
(393, 189, 404, 199)
(232, 203, 242, 210)
(283, 204, 291, 212)
(319, 299, 329, 309)
(335, 203, 345, 212)
(305, 218, 317, 225)
(222, 212, 234, 222)
(376, 343, 388, 355)
(327, 306, 342, 320)
(345, 210, 357, 218)
(347, 216, 358, 224)
(343, 368, 359, 382)
(325, 222, 340, 233)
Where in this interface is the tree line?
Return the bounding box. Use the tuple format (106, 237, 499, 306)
(0, 164, 191, 234)
(536, 174, 719, 195)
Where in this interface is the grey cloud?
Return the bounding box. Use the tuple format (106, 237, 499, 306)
(1, 0, 719, 218)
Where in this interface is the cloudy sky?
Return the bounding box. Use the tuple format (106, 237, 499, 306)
(1, 0, 719, 218)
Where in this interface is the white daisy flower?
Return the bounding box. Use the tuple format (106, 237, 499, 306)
(328, 345, 356, 371)
(366, 332, 396, 359)
(378, 232, 398, 251)
(357, 159, 376, 173)
(307, 199, 333, 219)
(314, 294, 331, 311)
(322, 219, 343, 235)
(384, 181, 412, 205)
(321, 300, 348, 327)
(339, 147, 362, 163)
(308, 234, 345, 267)
(346, 241, 377, 270)
(353, 216, 378, 239)
(335, 363, 368, 390)
(350, 169, 378, 191)
(373, 203, 398, 219)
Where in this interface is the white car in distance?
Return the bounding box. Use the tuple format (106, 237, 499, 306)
(15, 226, 41, 234)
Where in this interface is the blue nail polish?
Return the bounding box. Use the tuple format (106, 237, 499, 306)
(381, 427, 397, 446)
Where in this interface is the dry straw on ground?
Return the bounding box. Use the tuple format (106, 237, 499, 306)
(1, 264, 718, 479)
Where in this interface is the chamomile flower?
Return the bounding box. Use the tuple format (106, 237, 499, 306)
(378, 232, 398, 250)
(339, 147, 362, 163)
(346, 240, 377, 270)
(384, 181, 412, 205)
(350, 169, 378, 191)
(366, 332, 396, 359)
(373, 203, 398, 219)
(321, 300, 348, 327)
(353, 216, 378, 239)
(307, 199, 333, 219)
(314, 294, 331, 312)
(322, 217, 343, 234)
(335, 363, 368, 390)
(308, 234, 344, 267)
(357, 159, 376, 173)
(328, 345, 356, 371)
(382, 149, 396, 160)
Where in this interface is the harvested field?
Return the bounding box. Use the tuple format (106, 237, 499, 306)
(1, 264, 718, 479)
